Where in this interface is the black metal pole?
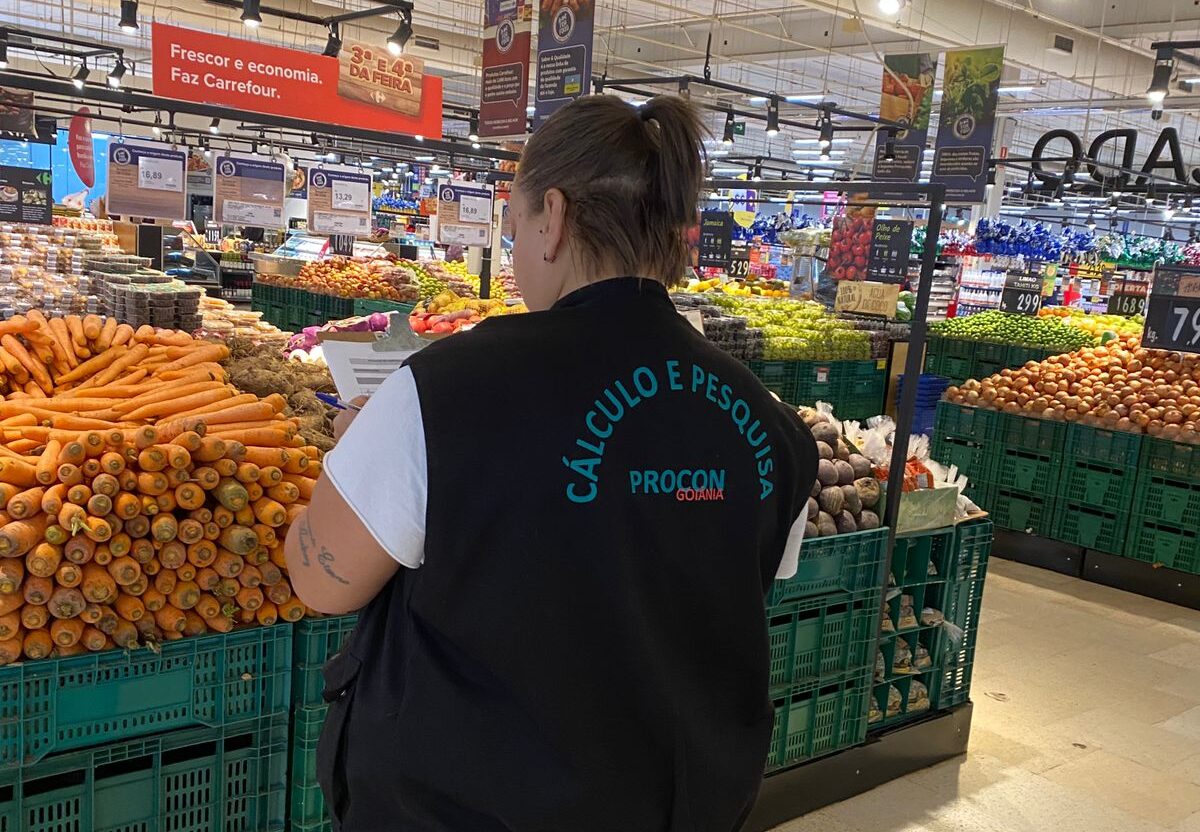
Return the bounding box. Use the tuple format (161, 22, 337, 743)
(480, 247, 492, 300)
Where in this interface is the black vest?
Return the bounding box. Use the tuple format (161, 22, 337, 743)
(317, 277, 817, 831)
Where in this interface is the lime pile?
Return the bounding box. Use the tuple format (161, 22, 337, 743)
(931, 310, 1094, 351)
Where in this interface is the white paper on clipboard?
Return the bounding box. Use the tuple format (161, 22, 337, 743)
(318, 314, 429, 399)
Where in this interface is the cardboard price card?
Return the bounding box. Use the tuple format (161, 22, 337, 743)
(436, 180, 494, 247)
(835, 280, 899, 318)
(338, 43, 424, 117)
(214, 155, 285, 228)
(0, 166, 51, 225)
(106, 142, 188, 221)
(307, 168, 373, 237)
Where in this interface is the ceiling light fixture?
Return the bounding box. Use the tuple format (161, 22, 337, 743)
(0, 31, 8, 70)
(152, 112, 162, 137)
(817, 114, 834, 150)
(722, 110, 735, 145)
(106, 57, 127, 88)
(1164, 201, 1176, 220)
(322, 24, 342, 57)
(1086, 213, 1096, 231)
(119, 0, 139, 32)
(468, 114, 479, 143)
(1147, 48, 1174, 105)
(765, 95, 780, 137)
(209, 117, 220, 134)
(883, 129, 896, 162)
(388, 8, 414, 56)
(241, 0, 262, 27)
(877, 0, 905, 14)
(72, 61, 90, 89)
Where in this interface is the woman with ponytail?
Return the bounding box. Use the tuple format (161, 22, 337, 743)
(287, 94, 818, 831)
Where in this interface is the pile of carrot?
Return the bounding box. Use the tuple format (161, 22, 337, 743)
(0, 313, 319, 665)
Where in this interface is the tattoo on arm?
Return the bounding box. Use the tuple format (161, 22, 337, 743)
(297, 513, 350, 585)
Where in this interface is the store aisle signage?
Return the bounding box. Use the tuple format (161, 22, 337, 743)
(1029, 126, 1200, 190)
(1143, 266, 1200, 353)
(307, 168, 373, 237)
(931, 45, 1004, 204)
(873, 53, 937, 183)
(151, 23, 442, 140)
(999, 270, 1042, 316)
(867, 220, 913, 284)
(436, 180, 494, 246)
(1106, 274, 1149, 317)
(480, 0, 533, 137)
(338, 43, 425, 117)
(533, 0, 594, 126)
(214, 156, 286, 228)
(0, 166, 51, 225)
(835, 280, 899, 318)
(106, 142, 188, 221)
(69, 107, 96, 189)
(0, 89, 36, 140)
(698, 211, 734, 270)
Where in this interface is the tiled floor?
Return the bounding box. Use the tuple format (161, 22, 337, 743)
(771, 557, 1200, 832)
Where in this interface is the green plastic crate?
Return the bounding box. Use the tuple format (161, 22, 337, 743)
(766, 590, 879, 692)
(0, 714, 288, 832)
(746, 360, 803, 404)
(931, 435, 993, 500)
(973, 341, 1008, 365)
(792, 362, 838, 406)
(352, 298, 416, 316)
(290, 706, 330, 828)
(1006, 344, 1048, 369)
(869, 670, 938, 729)
(1124, 517, 1200, 574)
(933, 402, 996, 444)
(971, 358, 1007, 380)
(293, 615, 359, 710)
(767, 527, 888, 605)
(989, 487, 1055, 536)
(941, 337, 976, 363)
(1053, 502, 1127, 554)
(889, 527, 956, 587)
(1058, 462, 1137, 514)
(950, 518, 993, 583)
(940, 355, 973, 383)
(1133, 474, 1200, 528)
(1140, 437, 1200, 485)
(0, 624, 292, 770)
(994, 448, 1061, 494)
(1065, 424, 1142, 468)
(994, 411, 1066, 452)
(767, 677, 870, 772)
(937, 645, 976, 710)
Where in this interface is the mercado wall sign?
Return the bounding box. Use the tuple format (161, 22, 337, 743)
(1028, 126, 1200, 189)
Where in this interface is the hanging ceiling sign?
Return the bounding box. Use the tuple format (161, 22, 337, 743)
(533, 0, 595, 126)
(0, 166, 51, 225)
(436, 179, 494, 246)
(69, 107, 95, 189)
(307, 168, 373, 237)
(872, 53, 937, 183)
(1029, 126, 1200, 190)
(698, 210, 734, 270)
(106, 141, 188, 221)
(479, 0, 533, 138)
(931, 45, 1004, 204)
(0, 89, 36, 140)
(213, 155, 286, 228)
(151, 23, 442, 139)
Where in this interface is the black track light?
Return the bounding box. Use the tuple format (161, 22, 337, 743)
(0, 30, 9, 70)
(107, 57, 127, 88)
(765, 95, 780, 137)
(152, 112, 163, 137)
(1086, 213, 1096, 231)
(468, 114, 479, 143)
(751, 158, 763, 180)
(119, 0, 139, 33)
(387, 9, 413, 56)
(72, 62, 90, 89)
(322, 24, 342, 57)
(883, 129, 896, 162)
(1147, 48, 1173, 106)
(209, 117, 220, 134)
(241, 0, 262, 28)
(722, 110, 735, 145)
(818, 113, 833, 150)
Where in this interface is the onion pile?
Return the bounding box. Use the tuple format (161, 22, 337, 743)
(945, 341, 1200, 442)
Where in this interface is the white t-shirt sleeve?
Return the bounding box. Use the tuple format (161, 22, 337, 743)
(321, 366, 428, 569)
(775, 511, 807, 580)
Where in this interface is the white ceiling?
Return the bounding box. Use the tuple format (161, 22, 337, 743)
(2, 0, 1199, 189)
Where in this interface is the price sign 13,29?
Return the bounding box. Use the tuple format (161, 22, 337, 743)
(1143, 268, 1200, 353)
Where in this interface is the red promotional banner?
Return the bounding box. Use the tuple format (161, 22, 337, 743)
(69, 107, 95, 189)
(479, 0, 532, 138)
(151, 23, 442, 139)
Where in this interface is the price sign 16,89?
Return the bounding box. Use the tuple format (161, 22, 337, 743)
(1142, 267, 1200, 353)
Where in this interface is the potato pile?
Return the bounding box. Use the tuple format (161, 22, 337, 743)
(798, 407, 883, 538)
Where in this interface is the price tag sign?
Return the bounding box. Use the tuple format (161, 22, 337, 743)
(204, 227, 221, 245)
(436, 180, 495, 246)
(1142, 266, 1200, 353)
(308, 169, 373, 237)
(1000, 270, 1043, 316)
(867, 219, 913, 284)
(332, 179, 369, 212)
(458, 194, 491, 223)
(834, 280, 899, 318)
(329, 234, 356, 256)
(107, 143, 188, 221)
(137, 155, 183, 192)
(729, 241, 751, 278)
(698, 210, 734, 270)
(1106, 274, 1149, 317)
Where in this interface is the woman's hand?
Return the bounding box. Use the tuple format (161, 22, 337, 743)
(333, 395, 370, 440)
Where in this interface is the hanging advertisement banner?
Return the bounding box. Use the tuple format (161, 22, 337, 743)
(337, 43, 425, 117)
(931, 45, 1004, 203)
(106, 142, 188, 221)
(69, 107, 96, 189)
(0, 89, 36, 140)
(307, 168, 373, 237)
(0, 166, 51, 225)
(872, 53, 937, 182)
(436, 180, 494, 246)
(480, 0, 533, 138)
(533, 0, 594, 126)
(213, 155, 286, 228)
(151, 23, 442, 140)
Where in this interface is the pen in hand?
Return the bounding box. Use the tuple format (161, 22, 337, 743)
(316, 392, 363, 412)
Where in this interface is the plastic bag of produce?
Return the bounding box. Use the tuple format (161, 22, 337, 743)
(921, 607, 945, 627)
(875, 649, 887, 682)
(893, 637, 913, 673)
(914, 643, 932, 671)
(886, 685, 903, 717)
(898, 595, 918, 630)
(908, 681, 931, 713)
(869, 698, 884, 724)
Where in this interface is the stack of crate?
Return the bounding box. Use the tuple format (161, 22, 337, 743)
(0, 626, 292, 830)
(988, 412, 1063, 537)
(1127, 438, 1200, 572)
(764, 527, 887, 773)
(938, 519, 993, 710)
(1053, 426, 1141, 554)
(930, 403, 997, 509)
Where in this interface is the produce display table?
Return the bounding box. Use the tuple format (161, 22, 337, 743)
(745, 358, 888, 420)
(923, 334, 1062, 385)
(251, 281, 415, 332)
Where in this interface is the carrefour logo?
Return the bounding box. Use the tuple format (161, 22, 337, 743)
(112, 146, 132, 165)
(552, 6, 575, 42)
(311, 171, 328, 188)
(218, 159, 237, 177)
(440, 186, 456, 202)
(497, 19, 515, 52)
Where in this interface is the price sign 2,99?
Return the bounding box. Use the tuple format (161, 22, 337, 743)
(1143, 267, 1200, 353)
(1000, 271, 1043, 316)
